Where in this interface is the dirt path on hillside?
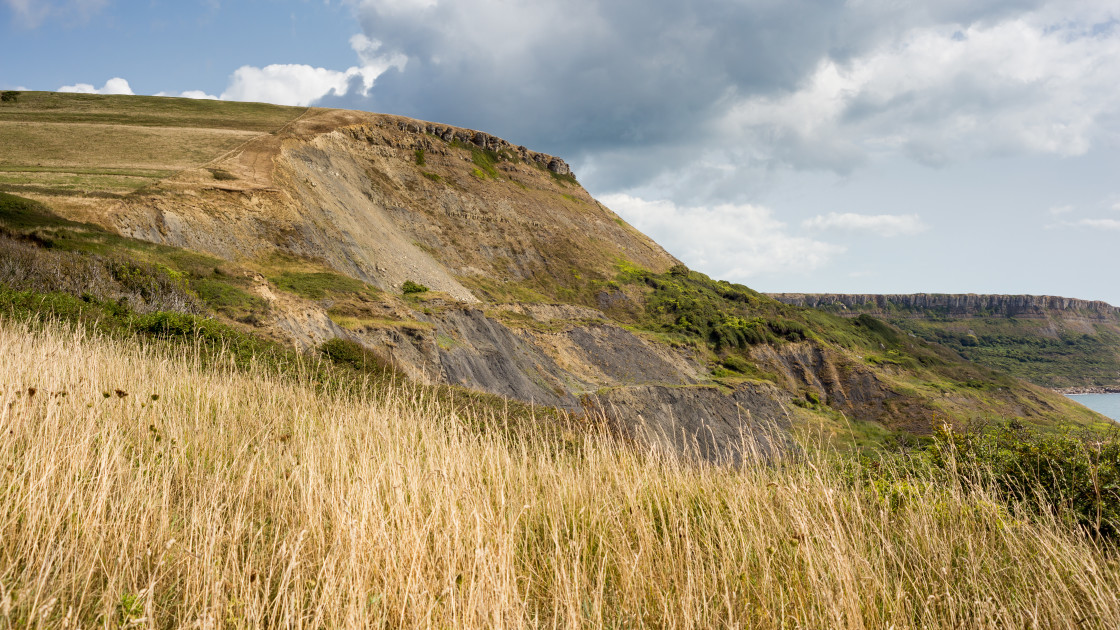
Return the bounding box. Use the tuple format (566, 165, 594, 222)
(192, 108, 375, 191)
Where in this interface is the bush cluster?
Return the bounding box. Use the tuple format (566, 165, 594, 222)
(0, 234, 201, 314)
(402, 280, 429, 295)
(921, 421, 1120, 537)
(319, 337, 405, 382)
(641, 269, 803, 350)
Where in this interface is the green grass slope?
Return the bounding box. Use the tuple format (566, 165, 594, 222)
(769, 294, 1120, 390)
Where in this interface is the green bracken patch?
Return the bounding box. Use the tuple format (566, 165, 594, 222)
(270, 271, 379, 301)
(401, 280, 430, 295)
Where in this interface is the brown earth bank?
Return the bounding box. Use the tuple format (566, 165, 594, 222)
(4, 95, 1106, 459)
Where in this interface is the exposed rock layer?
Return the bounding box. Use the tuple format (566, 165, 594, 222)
(770, 293, 1120, 319)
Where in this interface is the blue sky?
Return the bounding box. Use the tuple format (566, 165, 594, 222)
(4, 0, 1120, 304)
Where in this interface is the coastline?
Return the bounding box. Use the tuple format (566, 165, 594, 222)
(1056, 386, 1120, 395)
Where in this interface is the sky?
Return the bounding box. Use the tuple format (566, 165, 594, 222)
(3, 0, 1120, 304)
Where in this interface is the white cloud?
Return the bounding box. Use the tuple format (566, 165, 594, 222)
(601, 193, 844, 279)
(218, 34, 405, 106)
(56, 34, 404, 109)
(719, 12, 1120, 171)
(1047, 205, 1074, 216)
(1067, 218, 1120, 230)
(155, 90, 218, 100)
(801, 212, 927, 237)
(58, 77, 133, 95)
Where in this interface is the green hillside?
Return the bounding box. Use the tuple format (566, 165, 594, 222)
(770, 293, 1120, 390)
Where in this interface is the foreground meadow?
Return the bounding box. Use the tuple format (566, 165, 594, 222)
(2, 320, 1119, 628)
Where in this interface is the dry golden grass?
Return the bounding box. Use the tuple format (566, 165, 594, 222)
(0, 93, 306, 201)
(0, 122, 259, 172)
(2, 319, 1120, 628)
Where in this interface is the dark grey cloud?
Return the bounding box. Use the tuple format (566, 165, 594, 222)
(328, 0, 1044, 148)
(325, 2, 838, 149)
(315, 0, 1118, 201)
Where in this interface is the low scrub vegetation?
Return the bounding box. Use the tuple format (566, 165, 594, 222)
(3, 319, 1120, 628)
(401, 279, 429, 294)
(923, 420, 1120, 537)
(0, 232, 201, 314)
(900, 317, 1120, 389)
(269, 270, 378, 301)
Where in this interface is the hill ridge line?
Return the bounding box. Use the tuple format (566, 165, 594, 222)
(768, 292, 1120, 318)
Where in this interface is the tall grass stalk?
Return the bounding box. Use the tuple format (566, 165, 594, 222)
(2, 320, 1119, 628)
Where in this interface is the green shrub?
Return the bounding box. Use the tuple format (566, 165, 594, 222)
(0, 91, 19, 103)
(208, 168, 237, 181)
(470, 148, 499, 179)
(414, 148, 426, 166)
(271, 271, 376, 300)
(927, 421, 1120, 536)
(0, 233, 200, 314)
(320, 337, 403, 381)
(402, 280, 429, 295)
(720, 355, 752, 373)
(194, 276, 267, 319)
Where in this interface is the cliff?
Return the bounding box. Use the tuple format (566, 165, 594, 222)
(769, 293, 1120, 390)
(770, 293, 1120, 320)
(0, 93, 1107, 458)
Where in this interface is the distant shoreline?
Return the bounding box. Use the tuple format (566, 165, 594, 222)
(1057, 387, 1120, 395)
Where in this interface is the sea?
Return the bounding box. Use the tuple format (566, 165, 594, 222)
(1066, 393, 1120, 422)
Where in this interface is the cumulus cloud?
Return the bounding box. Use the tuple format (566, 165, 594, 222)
(58, 77, 133, 95)
(219, 34, 405, 106)
(329, 0, 1120, 201)
(155, 90, 218, 100)
(720, 14, 1120, 171)
(65, 34, 403, 109)
(801, 212, 928, 237)
(601, 194, 844, 279)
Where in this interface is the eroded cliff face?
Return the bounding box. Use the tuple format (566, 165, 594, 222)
(95, 109, 803, 459)
(69, 107, 1101, 458)
(771, 293, 1120, 320)
(769, 293, 1120, 391)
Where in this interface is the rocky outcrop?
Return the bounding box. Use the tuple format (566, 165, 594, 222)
(594, 383, 795, 464)
(386, 118, 572, 175)
(769, 293, 1120, 320)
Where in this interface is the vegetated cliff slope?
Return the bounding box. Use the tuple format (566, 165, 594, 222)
(0, 93, 1105, 458)
(771, 293, 1120, 390)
